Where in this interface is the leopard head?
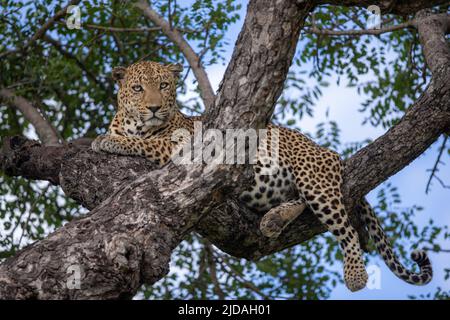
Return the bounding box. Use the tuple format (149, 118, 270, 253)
(112, 61, 183, 131)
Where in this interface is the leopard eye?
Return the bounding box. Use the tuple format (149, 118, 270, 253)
(132, 85, 143, 92)
(160, 82, 169, 90)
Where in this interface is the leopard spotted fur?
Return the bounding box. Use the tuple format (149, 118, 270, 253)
(92, 61, 432, 291)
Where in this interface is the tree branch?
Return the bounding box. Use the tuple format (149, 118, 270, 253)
(0, 2, 448, 301)
(0, 0, 81, 59)
(315, 0, 449, 15)
(0, 89, 60, 146)
(214, 252, 270, 300)
(42, 35, 102, 87)
(342, 11, 450, 207)
(134, 0, 216, 111)
(304, 21, 415, 36)
(0, 0, 312, 299)
(415, 11, 450, 75)
(55, 21, 197, 34)
(425, 135, 448, 194)
(41, 34, 115, 102)
(5, 3, 449, 251)
(204, 240, 225, 300)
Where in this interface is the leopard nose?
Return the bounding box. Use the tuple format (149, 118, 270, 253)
(148, 106, 161, 113)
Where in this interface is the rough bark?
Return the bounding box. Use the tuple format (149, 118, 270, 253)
(0, 2, 448, 300)
(205, 0, 314, 130)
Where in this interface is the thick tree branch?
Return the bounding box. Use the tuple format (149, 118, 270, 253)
(0, 89, 60, 146)
(134, 0, 216, 111)
(205, 0, 314, 130)
(415, 11, 450, 75)
(0, 2, 448, 301)
(342, 11, 450, 206)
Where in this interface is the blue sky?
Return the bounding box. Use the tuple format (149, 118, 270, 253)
(181, 1, 450, 299)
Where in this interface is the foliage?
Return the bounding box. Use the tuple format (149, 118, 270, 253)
(0, 0, 449, 299)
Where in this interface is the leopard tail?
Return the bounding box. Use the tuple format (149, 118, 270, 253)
(359, 198, 432, 285)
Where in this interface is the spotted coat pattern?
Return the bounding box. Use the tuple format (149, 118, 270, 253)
(92, 61, 432, 292)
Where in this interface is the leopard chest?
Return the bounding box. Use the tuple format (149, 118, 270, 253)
(239, 160, 297, 212)
(121, 117, 148, 137)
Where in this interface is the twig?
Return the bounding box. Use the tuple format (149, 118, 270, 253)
(5, 79, 36, 89)
(80, 30, 107, 62)
(109, 16, 127, 64)
(59, 21, 197, 34)
(181, 65, 192, 84)
(425, 135, 448, 194)
(423, 247, 450, 253)
(198, 19, 213, 66)
(189, 244, 208, 299)
(304, 20, 415, 36)
(168, 0, 173, 30)
(134, 0, 215, 111)
(57, 20, 160, 33)
(434, 175, 450, 190)
(137, 41, 164, 62)
(204, 241, 225, 300)
(17, 184, 51, 248)
(213, 253, 270, 300)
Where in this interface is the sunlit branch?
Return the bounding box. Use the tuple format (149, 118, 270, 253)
(0, 89, 60, 145)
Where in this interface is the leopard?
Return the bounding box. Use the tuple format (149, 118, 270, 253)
(92, 60, 433, 292)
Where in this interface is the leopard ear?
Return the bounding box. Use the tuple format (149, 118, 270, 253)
(112, 66, 127, 85)
(166, 63, 183, 76)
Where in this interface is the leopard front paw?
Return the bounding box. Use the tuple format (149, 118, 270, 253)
(91, 135, 108, 153)
(260, 211, 285, 239)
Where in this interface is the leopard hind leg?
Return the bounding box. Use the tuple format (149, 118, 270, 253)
(260, 199, 306, 238)
(290, 154, 368, 291)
